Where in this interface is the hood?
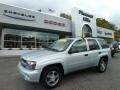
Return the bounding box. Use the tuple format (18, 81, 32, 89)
(21, 49, 59, 61)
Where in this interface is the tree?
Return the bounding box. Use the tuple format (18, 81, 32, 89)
(60, 13, 72, 20)
(96, 18, 117, 31)
(114, 30, 120, 41)
(96, 18, 120, 41)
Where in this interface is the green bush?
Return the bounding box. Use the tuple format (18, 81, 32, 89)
(19, 48, 23, 50)
(29, 48, 32, 50)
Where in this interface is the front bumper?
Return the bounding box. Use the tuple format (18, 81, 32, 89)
(17, 63, 42, 83)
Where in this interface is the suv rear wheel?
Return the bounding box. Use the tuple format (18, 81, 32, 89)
(97, 58, 108, 73)
(41, 66, 62, 89)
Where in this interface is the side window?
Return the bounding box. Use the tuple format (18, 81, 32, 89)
(98, 39, 109, 49)
(88, 39, 100, 50)
(70, 40, 87, 53)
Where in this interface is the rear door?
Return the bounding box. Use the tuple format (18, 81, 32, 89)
(86, 39, 101, 66)
(97, 38, 110, 59)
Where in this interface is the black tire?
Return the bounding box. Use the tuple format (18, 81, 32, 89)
(97, 58, 108, 73)
(40, 66, 63, 89)
(111, 53, 114, 57)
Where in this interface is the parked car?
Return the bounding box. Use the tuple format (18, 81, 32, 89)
(118, 42, 120, 50)
(110, 41, 119, 56)
(18, 38, 111, 89)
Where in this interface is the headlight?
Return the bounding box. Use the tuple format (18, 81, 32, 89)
(112, 48, 114, 50)
(27, 61, 36, 70)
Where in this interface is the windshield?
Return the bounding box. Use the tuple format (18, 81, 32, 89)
(47, 39, 73, 52)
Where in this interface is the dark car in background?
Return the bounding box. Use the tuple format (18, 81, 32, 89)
(118, 42, 120, 50)
(110, 41, 119, 56)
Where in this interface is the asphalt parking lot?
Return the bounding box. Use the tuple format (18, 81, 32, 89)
(0, 53, 120, 90)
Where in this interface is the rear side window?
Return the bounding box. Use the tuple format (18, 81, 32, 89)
(88, 39, 100, 50)
(98, 39, 109, 49)
(118, 42, 120, 45)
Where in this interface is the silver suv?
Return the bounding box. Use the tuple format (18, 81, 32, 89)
(17, 38, 111, 88)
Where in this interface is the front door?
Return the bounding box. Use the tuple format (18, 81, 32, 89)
(66, 39, 89, 72)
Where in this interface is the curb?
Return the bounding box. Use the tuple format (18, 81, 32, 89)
(0, 55, 20, 59)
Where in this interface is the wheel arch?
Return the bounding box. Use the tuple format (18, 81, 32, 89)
(100, 55, 108, 62)
(40, 63, 64, 81)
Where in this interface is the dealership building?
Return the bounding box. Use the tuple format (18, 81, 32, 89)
(0, 3, 114, 50)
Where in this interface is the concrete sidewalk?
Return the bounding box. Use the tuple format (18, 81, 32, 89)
(0, 50, 38, 58)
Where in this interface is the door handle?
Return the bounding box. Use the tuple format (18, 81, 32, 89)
(84, 54, 88, 56)
(99, 52, 102, 54)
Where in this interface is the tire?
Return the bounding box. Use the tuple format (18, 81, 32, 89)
(40, 66, 63, 89)
(97, 58, 108, 73)
(111, 53, 114, 57)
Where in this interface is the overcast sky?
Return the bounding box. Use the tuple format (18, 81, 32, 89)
(0, 0, 120, 27)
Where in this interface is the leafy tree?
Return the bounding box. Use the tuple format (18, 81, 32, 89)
(60, 13, 72, 20)
(114, 30, 120, 41)
(96, 18, 117, 31)
(96, 18, 120, 40)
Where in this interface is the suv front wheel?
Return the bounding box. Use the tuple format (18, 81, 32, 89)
(41, 66, 62, 89)
(97, 58, 108, 73)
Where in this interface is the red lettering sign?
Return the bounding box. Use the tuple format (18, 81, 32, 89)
(44, 20, 48, 23)
(44, 20, 65, 27)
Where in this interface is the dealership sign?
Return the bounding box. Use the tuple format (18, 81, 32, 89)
(97, 28, 114, 38)
(83, 17, 91, 22)
(79, 10, 93, 18)
(3, 10, 35, 21)
(44, 20, 65, 27)
(97, 30, 112, 36)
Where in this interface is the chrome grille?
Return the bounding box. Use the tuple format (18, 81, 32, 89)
(21, 58, 28, 68)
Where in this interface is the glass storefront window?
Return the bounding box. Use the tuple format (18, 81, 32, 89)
(36, 36, 48, 48)
(4, 34, 21, 41)
(22, 42, 35, 48)
(82, 24, 92, 37)
(3, 28, 59, 48)
(4, 29, 22, 48)
(4, 41, 21, 48)
(22, 31, 35, 48)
